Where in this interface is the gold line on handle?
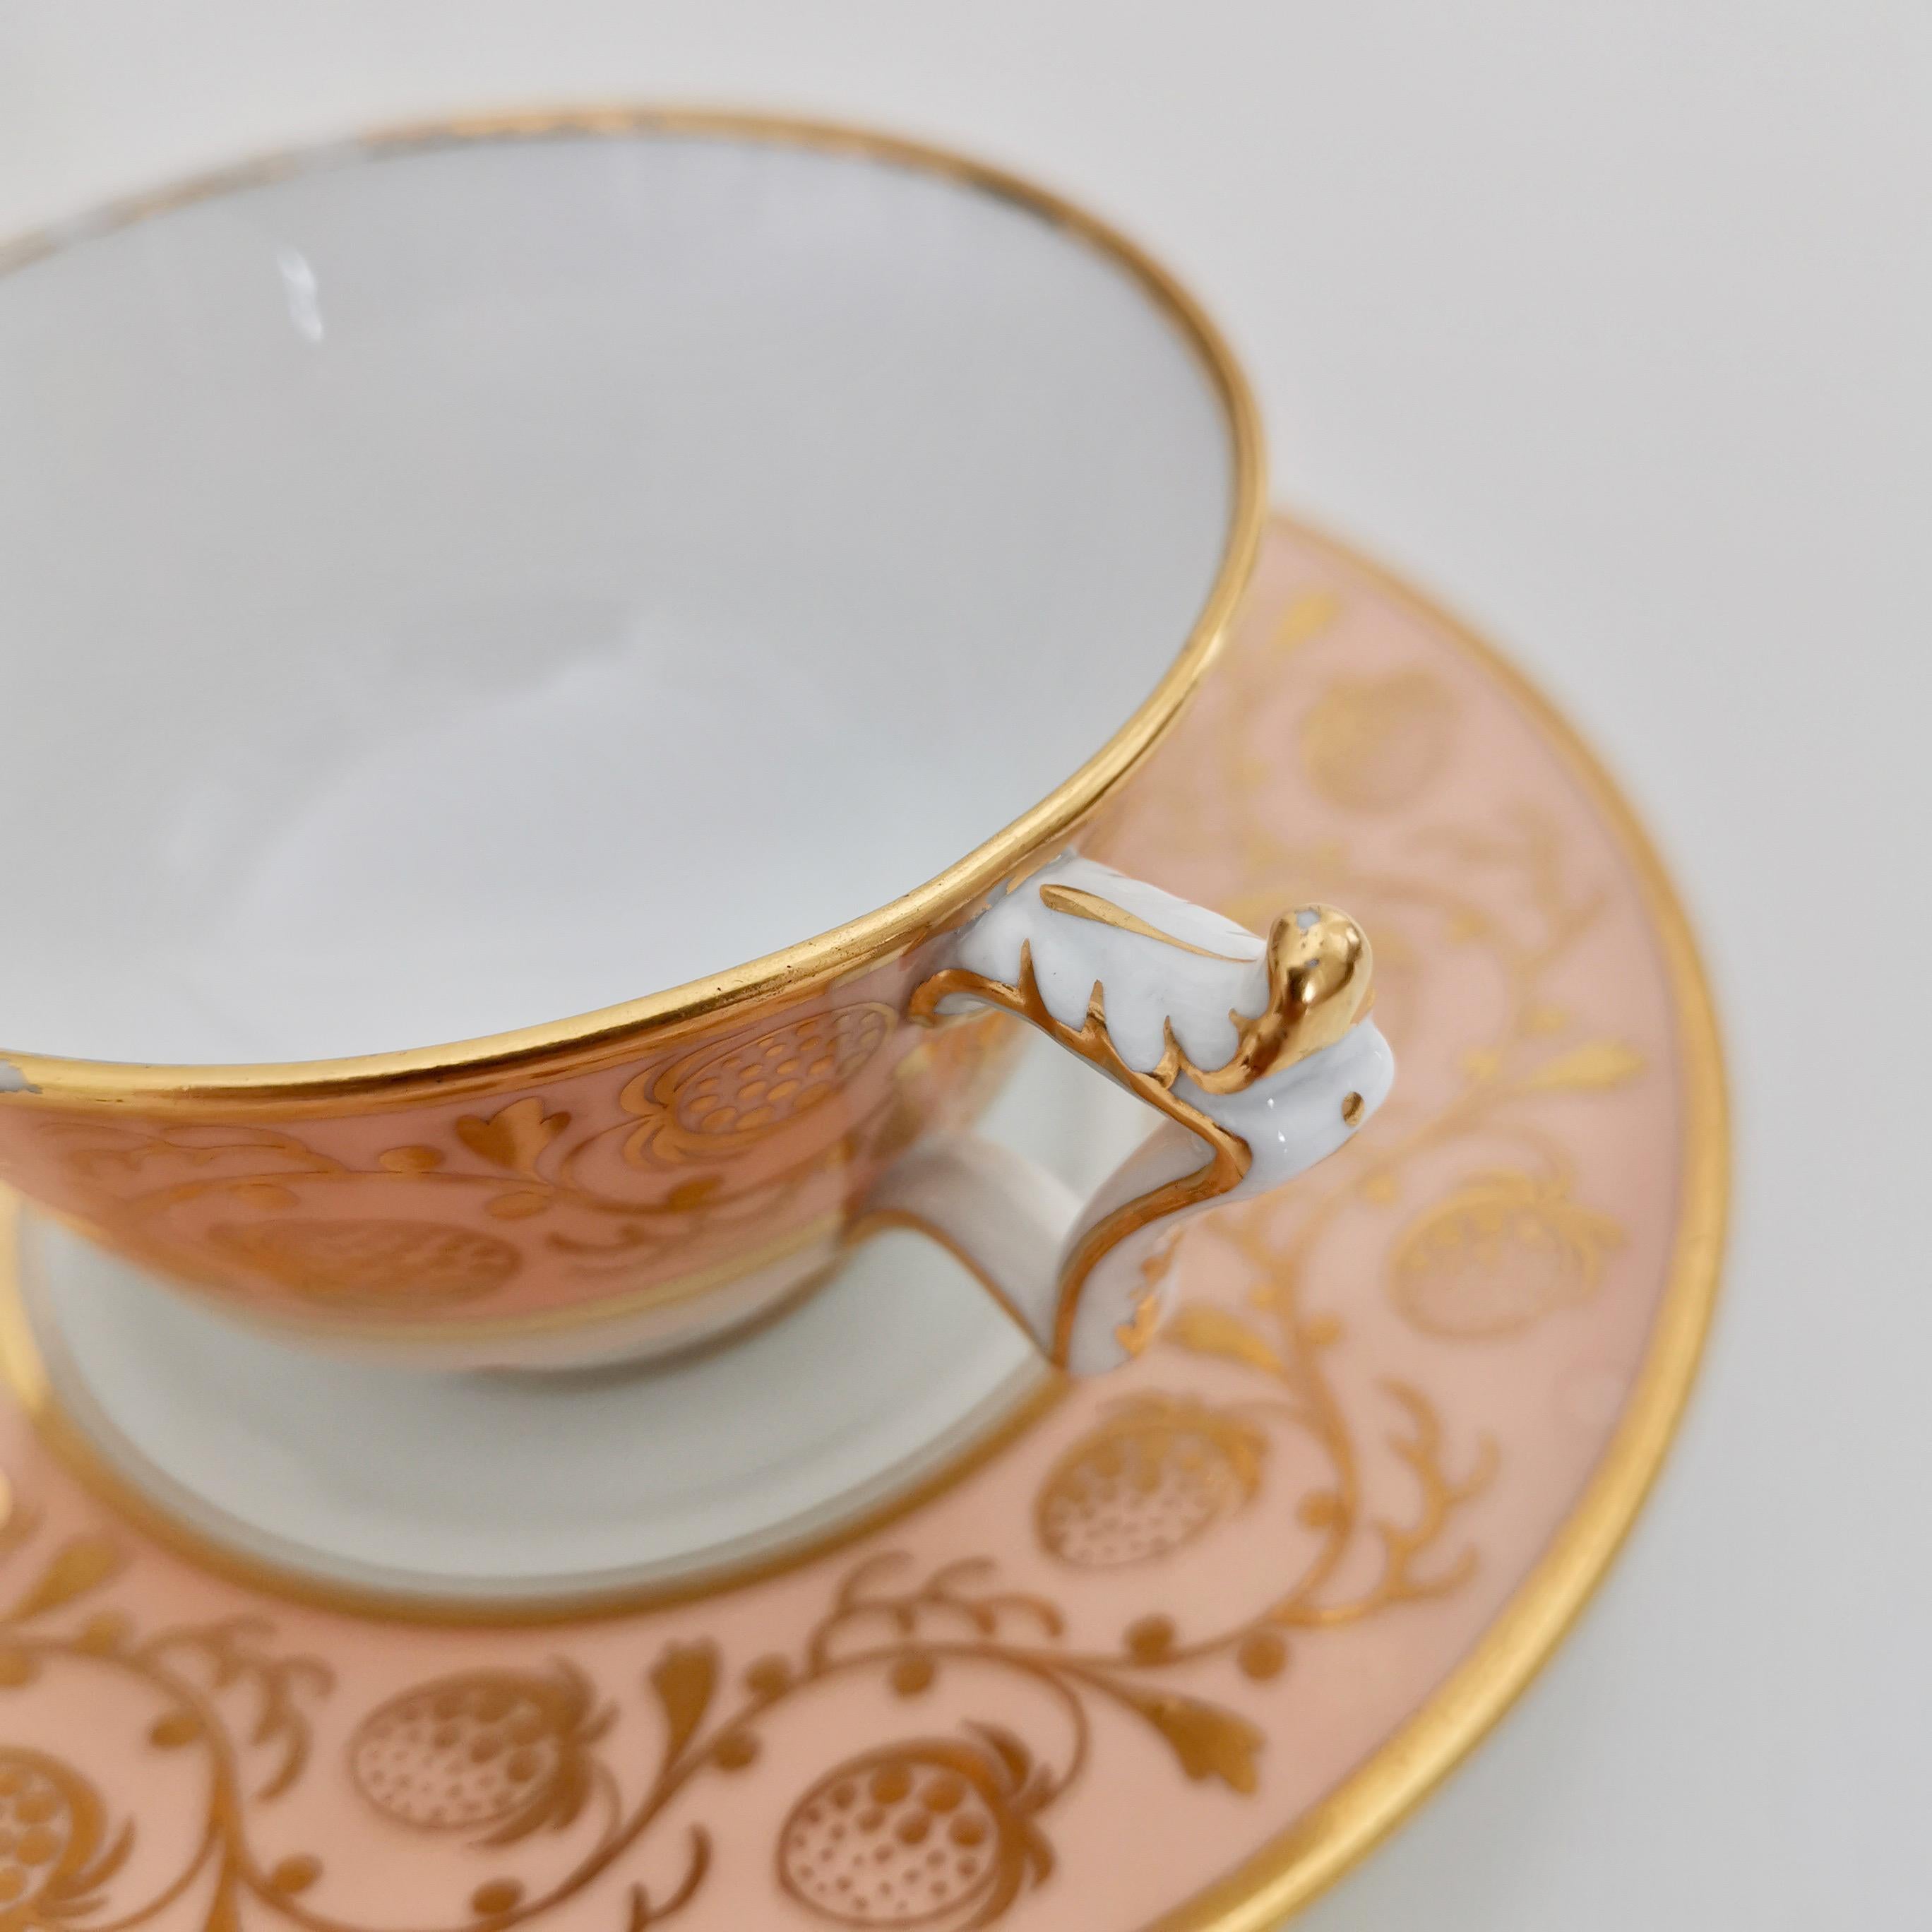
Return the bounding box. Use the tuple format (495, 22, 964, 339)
(1037, 885, 1251, 963)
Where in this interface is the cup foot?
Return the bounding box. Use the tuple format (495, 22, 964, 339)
(0, 1035, 1150, 1613)
(1, 1206, 1048, 1611)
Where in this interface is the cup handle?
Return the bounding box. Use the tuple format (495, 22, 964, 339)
(859, 854, 1395, 1373)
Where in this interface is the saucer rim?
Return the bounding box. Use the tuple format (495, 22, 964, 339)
(0, 103, 1266, 1109)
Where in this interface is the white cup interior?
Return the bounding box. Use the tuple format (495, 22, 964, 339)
(0, 124, 1236, 1065)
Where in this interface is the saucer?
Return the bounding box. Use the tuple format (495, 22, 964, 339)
(0, 513, 1724, 1930)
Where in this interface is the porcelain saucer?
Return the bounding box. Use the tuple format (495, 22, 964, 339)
(0, 515, 1724, 1931)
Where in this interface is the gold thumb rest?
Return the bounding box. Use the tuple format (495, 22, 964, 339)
(906, 904, 1375, 1366)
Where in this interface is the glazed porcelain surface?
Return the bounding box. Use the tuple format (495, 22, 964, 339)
(0, 113, 1288, 1368)
(0, 121, 1234, 1064)
(0, 518, 1724, 1931)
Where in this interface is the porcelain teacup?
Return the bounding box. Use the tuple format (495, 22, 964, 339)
(0, 109, 1392, 1376)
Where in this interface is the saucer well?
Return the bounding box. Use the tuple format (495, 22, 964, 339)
(0, 1041, 1157, 1609)
(0, 513, 1724, 1930)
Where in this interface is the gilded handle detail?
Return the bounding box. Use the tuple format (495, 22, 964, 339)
(862, 855, 1394, 1373)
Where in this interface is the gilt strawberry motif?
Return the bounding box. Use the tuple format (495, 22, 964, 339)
(777, 1730, 1053, 1928)
(347, 1665, 612, 1842)
(213, 1217, 520, 1306)
(1390, 1171, 1623, 1336)
(628, 1003, 897, 1157)
(0, 1749, 126, 1927)
(1035, 1393, 1267, 1568)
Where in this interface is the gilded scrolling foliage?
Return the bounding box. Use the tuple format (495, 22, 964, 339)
(0, 1503, 334, 1931)
(0, 1236, 1492, 1931)
(27, 1001, 928, 1305)
(1236, 806, 1642, 1344)
(1095, 585, 1643, 1343)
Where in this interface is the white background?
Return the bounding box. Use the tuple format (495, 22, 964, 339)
(1, 5, 1926, 1925)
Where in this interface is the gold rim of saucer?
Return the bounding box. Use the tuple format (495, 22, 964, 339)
(0, 104, 1266, 1114)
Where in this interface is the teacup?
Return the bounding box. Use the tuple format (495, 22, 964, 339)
(0, 109, 1392, 1376)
